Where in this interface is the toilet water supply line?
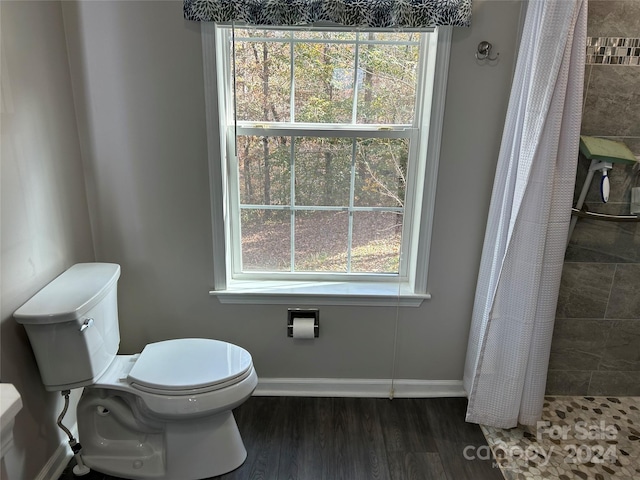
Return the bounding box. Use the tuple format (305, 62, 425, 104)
(57, 390, 90, 476)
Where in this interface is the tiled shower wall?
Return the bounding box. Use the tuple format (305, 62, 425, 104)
(546, 0, 640, 396)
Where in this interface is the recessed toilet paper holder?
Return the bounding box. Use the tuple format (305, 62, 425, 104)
(287, 308, 319, 338)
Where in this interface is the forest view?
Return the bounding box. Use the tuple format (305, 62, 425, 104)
(228, 29, 422, 275)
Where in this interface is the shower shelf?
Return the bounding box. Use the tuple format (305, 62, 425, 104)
(571, 207, 640, 223)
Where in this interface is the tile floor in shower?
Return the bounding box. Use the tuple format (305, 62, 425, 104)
(481, 396, 640, 480)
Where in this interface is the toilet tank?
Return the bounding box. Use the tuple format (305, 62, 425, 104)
(14, 263, 121, 391)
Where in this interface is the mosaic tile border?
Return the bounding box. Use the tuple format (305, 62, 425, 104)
(586, 37, 640, 65)
(481, 396, 640, 480)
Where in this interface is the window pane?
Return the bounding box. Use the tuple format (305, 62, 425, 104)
(351, 211, 402, 273)
(295, 211, 348, 272)
(234, 36, 291, 122)
(238, 136, 291, 206)
(241, 209, 290, 271)
(294, 39, 355, 123)
(356, 36, 419, 124)
(354, 138, 408, 208)
(295, 137, 352, 206)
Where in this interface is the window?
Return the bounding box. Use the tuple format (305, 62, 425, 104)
(202, 25, 451, 305)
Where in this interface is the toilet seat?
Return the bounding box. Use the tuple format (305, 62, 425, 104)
(91, 339, 257, 419)
(128, 338, 252, 394)
(130, 367, 254, 396)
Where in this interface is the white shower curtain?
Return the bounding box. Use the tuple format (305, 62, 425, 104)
(463, 0, 587, 428)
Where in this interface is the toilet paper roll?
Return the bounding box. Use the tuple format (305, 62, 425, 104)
(292, 317, 316, 339)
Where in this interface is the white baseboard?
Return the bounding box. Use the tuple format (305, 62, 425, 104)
(254, 378, 466, 398)
(34, 424, 77, 480)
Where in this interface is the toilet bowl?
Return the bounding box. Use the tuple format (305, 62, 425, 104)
(78, 339, 257, 479)
(14, 263, 257, 480)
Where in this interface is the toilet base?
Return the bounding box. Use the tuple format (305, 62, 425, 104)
(164, 410, 247, 479)
(79, 393, 247, 480)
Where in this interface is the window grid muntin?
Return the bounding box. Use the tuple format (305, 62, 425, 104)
(351, 38, 361, 124)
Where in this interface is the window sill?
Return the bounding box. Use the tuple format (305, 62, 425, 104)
(210, 280, 430, 307)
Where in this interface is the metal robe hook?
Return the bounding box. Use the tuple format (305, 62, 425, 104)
(475, 41, 499, 62)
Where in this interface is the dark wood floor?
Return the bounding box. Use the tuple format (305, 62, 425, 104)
(59, 396, 503, 480)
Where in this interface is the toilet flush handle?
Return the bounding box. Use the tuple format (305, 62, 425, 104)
(80, 318, 94, 332)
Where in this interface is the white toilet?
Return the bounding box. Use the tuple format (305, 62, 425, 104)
(14, 263, 257, 480)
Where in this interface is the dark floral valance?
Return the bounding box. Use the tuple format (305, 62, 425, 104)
(184, 0, 472, 29)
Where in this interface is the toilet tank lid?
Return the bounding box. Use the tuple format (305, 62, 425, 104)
(14, 263, 121, 324)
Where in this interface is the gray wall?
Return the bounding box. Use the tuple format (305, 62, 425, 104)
(0, 2, 95, 479)
(1, 0, 523, 477)
(547, 0, 640, 396)
(62, 0, 523, 381)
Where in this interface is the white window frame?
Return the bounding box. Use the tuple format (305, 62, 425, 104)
(202, 24, 452, 306)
